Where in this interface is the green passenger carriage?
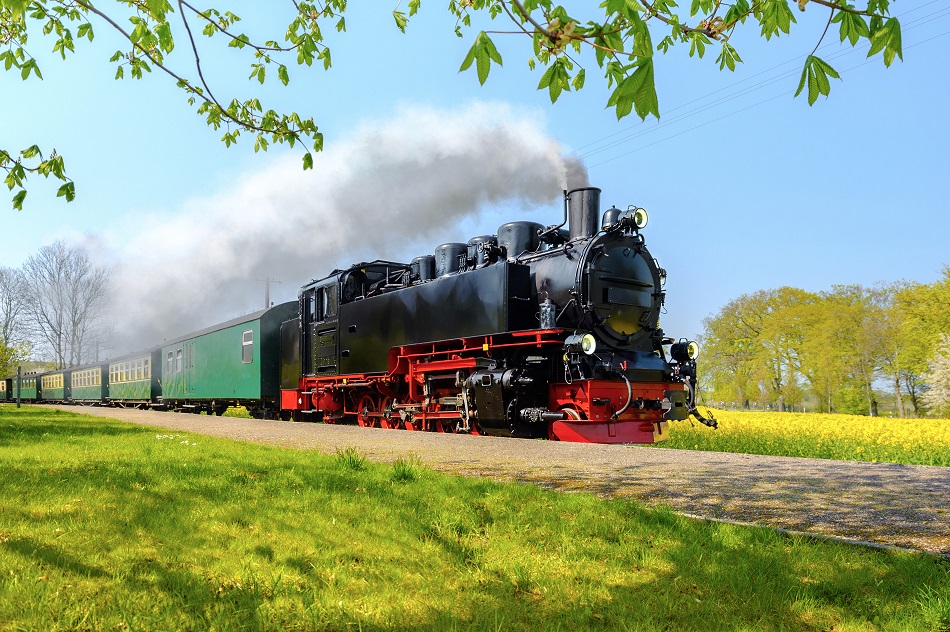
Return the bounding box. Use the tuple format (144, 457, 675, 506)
(108, 352, 160, 406)
(13, 375, 38, 401)
(0, 378, 8, 402)
(69, 363, 109, 404)
(40, 371, 67, 402)
(159, 302, 296, 416)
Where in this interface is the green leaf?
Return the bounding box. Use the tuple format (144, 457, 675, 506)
(77, 22, 94, 41)
(5, 0, 30, 18)
(537, 59, 572, 102)
(459, 32, 503, 85)
(867, 17, 902, 67)
(571, 68, 586, 91)
(607, 58, 659, 120)
(12, 190, 26, 211)
(302, 152, 314, 170)
(56, 181, 75, 202)
(459, 39, 477, 73)
(794, 55, 839, 105)
(716, 43, 742, 71)
(688, 33, 708, 58)
(758, 0, 797, 40)
(833, 11, 870, 46)
(393, 10, 408, 33)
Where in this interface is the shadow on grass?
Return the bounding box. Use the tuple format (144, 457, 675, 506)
(384, 482, 949, 631)
(0, 405, 144, 445)
(2, 536, 109, 579)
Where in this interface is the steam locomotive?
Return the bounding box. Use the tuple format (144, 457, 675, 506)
(278, 186, 715, 443)
(3, 186, 715, 444)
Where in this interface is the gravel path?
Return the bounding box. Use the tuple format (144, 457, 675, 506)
(41, 404, 950, 557)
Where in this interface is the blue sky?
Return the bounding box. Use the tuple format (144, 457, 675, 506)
(2, 1, 948, 348)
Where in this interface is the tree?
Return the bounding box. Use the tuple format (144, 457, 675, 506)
(2, 0, 905, 209)
(0, 266, 30, 376)
(701, 293, 764, 406)
(921, 334, 950, 418)
(21, 241, 109, 369)
(701, 287, 816, 410)
(0, 266, 27, 345)
(894, 267, 950, 414)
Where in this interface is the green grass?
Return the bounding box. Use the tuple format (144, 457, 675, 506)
(1, 405, 948, 631)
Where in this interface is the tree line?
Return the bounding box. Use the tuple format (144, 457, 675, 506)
(0, 241, 109, 376)
(699, 268, 950, 418)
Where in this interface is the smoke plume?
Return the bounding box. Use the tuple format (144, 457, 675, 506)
(101, 102, 588, 351)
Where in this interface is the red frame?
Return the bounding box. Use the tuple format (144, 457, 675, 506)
(281, 329, 679, 443)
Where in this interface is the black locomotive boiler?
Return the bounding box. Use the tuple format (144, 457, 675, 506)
(279, 187, 715, 443)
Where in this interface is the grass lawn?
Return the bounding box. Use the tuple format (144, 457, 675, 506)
(0, 405, 948, 631)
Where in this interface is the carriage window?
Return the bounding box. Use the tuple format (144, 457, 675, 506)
(242, 330, 253, 364)
(144, 358, 150, 379)
(167, 352, 173, 374)
(176, 349, 183, 373)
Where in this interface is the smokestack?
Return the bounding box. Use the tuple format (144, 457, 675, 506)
(567, 187, 601, 241)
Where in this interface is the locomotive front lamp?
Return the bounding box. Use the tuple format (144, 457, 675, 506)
(670, 340, 699, 362)
(633, 207, 648, 229)
(565, 333, 597, 355)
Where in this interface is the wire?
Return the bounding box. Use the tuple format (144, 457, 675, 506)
(566, 3, 950, 169)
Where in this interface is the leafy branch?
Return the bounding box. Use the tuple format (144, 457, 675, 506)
(2, 0, 906, 210)
(1, 146, 74, 211)
(450, 0, 903, 122)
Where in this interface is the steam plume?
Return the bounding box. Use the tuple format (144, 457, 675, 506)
(101, 102, 588, 350)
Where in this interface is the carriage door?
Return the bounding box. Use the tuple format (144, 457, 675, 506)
(183, 341, 196, 394)
(311, 283, 339, 376)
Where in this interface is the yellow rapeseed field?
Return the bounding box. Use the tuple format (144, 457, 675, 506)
(664, 409, 950, 466)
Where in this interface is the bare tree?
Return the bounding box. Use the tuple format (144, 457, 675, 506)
(0, 267, 31, 375)
(0, 266, 27, 344)
(22, 241, 110, 369)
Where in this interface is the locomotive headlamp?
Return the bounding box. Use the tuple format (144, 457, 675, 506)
(621, 206, 648, 229)
(565, 333, 597, 355)
(670, 340, 699, 363)
(632, 207, 648, 229)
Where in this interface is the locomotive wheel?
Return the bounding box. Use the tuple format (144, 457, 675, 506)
(356, 394, 379, 428)
(434, 419, 457, 433)
(380, 397, 402, 430)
